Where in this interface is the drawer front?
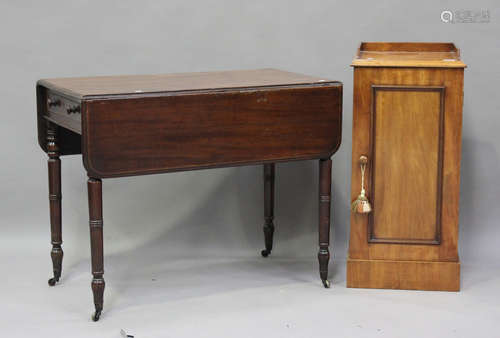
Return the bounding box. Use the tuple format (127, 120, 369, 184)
(45, 91, 82, 133)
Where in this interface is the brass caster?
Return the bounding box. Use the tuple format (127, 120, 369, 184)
(322, 279, 331, 288)
(48, 277, 59, 286)
(92, 310, 102, 322)
(261, 249, 271, 257)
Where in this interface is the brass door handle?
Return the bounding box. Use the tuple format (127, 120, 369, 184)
(351, 155, 372, 213)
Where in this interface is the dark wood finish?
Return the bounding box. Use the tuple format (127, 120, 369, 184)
(36, 69, 341, 170)
(261, 163, 275, 257)
(36, 68, 333, 98)
(37, 69, 342, 320)
(318, 158, 332, 288)
(88, 178, 104, 321)
(81, 84, 341, 178)
(47, 121, 63, 286)
(347, 42, 465, 291)
(37, 85, 81, 156)
(45, 89, 82, 134)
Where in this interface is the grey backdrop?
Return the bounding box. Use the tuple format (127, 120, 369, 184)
(1, 1, 499, 337)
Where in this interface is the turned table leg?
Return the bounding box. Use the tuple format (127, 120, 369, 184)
(88, 177, 105, 321)
(47, 122, 63, 286)
(261, 163, 275, 257)
(318, 158, 332, 288)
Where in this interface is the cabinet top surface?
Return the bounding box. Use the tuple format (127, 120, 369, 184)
(351, 42, 467, 68)
(38, 68, 339, 99)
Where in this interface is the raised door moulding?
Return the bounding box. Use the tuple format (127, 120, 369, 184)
(368, 85, 445, 245)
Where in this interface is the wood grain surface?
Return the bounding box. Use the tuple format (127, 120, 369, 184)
(351, 42, 466, 68)
(347, 42, 465, 291)
(38, 68, 334, 98)
(347, 259, 460, 291)
(82, 84, 342, 178)
(37, 69, 343, 318)
(349, 67, 463, 263)
(370, 86, 444, 244)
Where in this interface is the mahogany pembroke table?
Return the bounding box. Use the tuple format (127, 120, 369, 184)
(36, 69, 342, 321)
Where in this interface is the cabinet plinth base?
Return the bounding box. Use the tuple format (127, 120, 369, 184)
(346, 258, 460, 291)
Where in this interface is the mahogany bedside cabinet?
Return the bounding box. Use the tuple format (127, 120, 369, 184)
(36, 69, 342, 320)
(347, 43, 466, 291)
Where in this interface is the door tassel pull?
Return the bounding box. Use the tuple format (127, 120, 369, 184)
(351, 155, 372, 214)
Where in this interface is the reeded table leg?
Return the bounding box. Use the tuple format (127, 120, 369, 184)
(88, 177, 105, 321)
(47, 122, 63, 286)
(318, 159, 332, 288)
(261, 163, 275, 257)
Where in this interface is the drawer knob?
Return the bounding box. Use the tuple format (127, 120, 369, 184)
(47, 98, 61, 107)
(67, 106, 80, 114)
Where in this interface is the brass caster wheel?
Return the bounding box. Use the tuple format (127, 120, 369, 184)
(48, 277, 59, 286)
(322, 279, 331, 288)
(261, 249, 271, 257)
(92, 310, 102, 322)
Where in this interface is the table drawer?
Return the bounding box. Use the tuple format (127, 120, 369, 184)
(45, 91, 82, 133)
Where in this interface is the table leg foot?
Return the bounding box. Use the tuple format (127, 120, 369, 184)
(48, 245, 63, 286)
(92, 309, 102, 322)
(48, 277, 58, 286)
(91, 277, 105, 321)
(261, 222, 274, 257)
